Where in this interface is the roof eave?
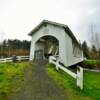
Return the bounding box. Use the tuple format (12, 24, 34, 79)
(28, 20, 82, 49)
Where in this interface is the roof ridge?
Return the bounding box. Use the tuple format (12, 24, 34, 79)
(28, 20, 82, 49)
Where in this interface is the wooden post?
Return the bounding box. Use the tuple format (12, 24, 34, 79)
(4, 58, 6, 62)
(49, 56, 52, 63)
(18, 56, 21, 61)
(77, 66, 83, 90)
(56, 59, 59, 70)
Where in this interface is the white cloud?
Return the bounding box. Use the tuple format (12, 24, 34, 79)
(0, 0, 100, 43)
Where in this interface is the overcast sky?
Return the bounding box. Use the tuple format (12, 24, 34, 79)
(0, 0, 100, 44)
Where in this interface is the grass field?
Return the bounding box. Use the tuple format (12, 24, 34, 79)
(46, 63, 100, 100)
(0, 61, 31, 100)
(0, 61, 100, 100)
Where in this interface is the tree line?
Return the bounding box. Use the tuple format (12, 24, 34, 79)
(0, 39, 100, 60)
(82, 25, 100, 60)
(0, 39, 31, 58)
(82, 41, 100, 60)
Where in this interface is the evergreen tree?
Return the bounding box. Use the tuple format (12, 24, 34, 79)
(90, 45, 97, 59)
(0, 39, 31, 57)
(82, 41, 90, 58)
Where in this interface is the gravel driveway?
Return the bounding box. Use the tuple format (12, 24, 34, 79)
(8, 61, 68, 100)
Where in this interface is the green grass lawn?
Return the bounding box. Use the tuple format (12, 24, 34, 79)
(0, 61, 31, 100)
(0, 61, 100, 100)
(46, 63, 100, 100)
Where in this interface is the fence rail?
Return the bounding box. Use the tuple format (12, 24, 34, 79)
(0, 56, 29, 63)
(49, 56, 83, 90)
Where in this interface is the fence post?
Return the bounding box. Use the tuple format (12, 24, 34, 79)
(56, 59, 59, 70)
(77, 66, 83, 90)
(49, 56, 52, 63)
(18, 56, 21, 61)
(4, 58, 6, 62)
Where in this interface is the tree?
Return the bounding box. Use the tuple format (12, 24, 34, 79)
(82, 41, 90, 59)
(90, 45, 97, 59)
(98, 49, 100, 60)
(0, 39, 31, 57)
(89, 24, 100, 50)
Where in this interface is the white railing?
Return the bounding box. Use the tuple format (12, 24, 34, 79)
(0, 56, 29, 63)
(17, 56, 29, 61)
(49, 56, 83, 90)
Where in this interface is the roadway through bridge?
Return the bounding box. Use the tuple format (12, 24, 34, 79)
(7, 61, 68, 100)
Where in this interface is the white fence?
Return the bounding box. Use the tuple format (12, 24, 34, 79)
(49, 56, 83, 90)
(84, 68, 100, 72)
(0, 56, 29, 63)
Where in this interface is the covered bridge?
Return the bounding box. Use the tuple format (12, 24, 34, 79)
(28, 20, 84, 67)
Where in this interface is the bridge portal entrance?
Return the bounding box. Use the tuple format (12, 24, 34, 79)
(34, 36, 59, 60)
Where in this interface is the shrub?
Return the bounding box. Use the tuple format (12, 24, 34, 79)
(81, 60, 100, 69)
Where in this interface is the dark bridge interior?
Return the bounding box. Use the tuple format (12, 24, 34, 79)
(35, 36, 59, 60)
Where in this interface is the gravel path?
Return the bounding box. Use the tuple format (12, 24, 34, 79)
(10, 61, 68, 100)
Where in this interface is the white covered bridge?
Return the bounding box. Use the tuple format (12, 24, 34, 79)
(29, 20, 84, 67)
